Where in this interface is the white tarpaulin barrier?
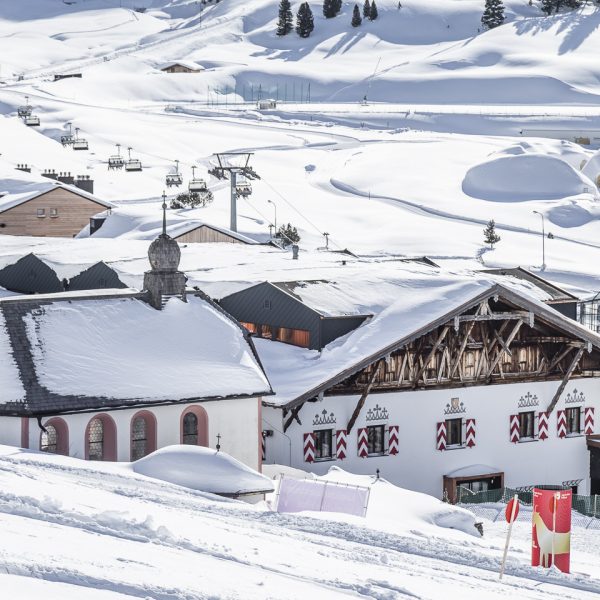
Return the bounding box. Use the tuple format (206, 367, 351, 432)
(275, 476, 370, 518)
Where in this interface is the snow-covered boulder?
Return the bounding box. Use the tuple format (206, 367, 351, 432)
(132, 445, 274, 497)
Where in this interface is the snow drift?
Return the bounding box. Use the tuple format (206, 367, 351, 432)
(463, 153, 597, 201)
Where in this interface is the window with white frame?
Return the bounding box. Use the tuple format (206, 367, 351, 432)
(519, 411, 535, 439)
(566, 407, 581, 435)
(49, 207, 58, 218)
(314, 429, 333, 460)
(37, 208, 45, 218)
(367, 424, 385, 455)
(446, 418, 462, 447)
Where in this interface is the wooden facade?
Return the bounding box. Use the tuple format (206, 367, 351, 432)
(0, 188, 109, 238)
(175, 224, 248, 244)
(161, 63, 202, 73)
(328, 297, 600, 402)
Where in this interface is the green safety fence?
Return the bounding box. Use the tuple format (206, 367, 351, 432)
(457, 486, 600, 519)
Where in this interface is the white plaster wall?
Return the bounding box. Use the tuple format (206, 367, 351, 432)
(264, 379, 600, 498)
(0, 417, 22, 448)
(13, 397, 261, 471)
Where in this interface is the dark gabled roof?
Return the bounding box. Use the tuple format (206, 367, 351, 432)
(266, 283, 600, 410)
(0, 253, 63, 294)
(67, 261, 127, 291)
(0, 289, 272, 417)
(480, 267, 578, 302)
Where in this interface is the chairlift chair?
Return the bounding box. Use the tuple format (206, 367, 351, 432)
(166, 159, 183, 187)
(124, 147, 142, 172)
(61, 122, 74, 146)
(24, 114, 40, 127)
(108, 143, 125, 170)
(188, 166, 207, 193)
(72, 128, 89, 150)
(17, 96, 32, 118)
(235, 176, 252, 198)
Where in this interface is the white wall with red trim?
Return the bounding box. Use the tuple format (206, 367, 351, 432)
(262, 378, 600, 498)
(11, 397, 262, 471)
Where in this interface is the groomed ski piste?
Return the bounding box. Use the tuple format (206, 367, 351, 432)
(2, 0, 600, 597)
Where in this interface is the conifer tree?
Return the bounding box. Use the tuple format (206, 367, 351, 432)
(483, 219, 501, 249)
(481, 0, 505, 28)
(352, 3, 362, 26)
(370, 0, 378, 20)
(296, 2, 315, 37)
(334, 0, 343, 13)
(540, 0, 555, 14)
(276, 0, 293, 36)
(323, 0, 336, 18)
(363, 0, 371, 19)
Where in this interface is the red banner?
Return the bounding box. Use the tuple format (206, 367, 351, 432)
(532, 488, 572, 573)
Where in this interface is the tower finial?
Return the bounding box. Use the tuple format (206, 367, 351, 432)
(162, 191, 167, 236)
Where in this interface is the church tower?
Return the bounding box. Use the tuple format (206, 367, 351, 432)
(143, 193, 187, 309)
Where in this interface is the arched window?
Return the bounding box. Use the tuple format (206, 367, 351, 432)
(85, 414, 117, 461)
(130, 410, 157, 461)
(182, 413, 198, 445)
(180, 406, 209, 447)
(41, 425, 57, 453)
(39, 417, 69, 455)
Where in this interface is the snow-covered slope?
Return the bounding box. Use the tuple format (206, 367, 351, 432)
(1, 445, 599, 599)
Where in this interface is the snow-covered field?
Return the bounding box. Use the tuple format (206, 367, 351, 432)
(2, 0, 600, 596)
(1, 445, 599, 599)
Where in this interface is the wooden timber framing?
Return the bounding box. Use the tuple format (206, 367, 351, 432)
(283, 403, 304, 433)
(545, 346, 585, 415)
(268, 284, 600, 411)
(347, 359, 384, 434)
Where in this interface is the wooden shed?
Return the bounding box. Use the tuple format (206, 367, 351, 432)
(173, 223, 259, 245)
(0, 184, 113, 238)
(160, 62, 204, 73)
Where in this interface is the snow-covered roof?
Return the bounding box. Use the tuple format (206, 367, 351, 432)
(172, 221, 261, 245)
(159, 61, 203, 71)
(258, 275, 600, 409)
(132, 446, 274, 496)
(0, 167, 113, 214)
(0, 290, 271, 415)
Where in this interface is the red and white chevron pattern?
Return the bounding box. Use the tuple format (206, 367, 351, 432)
(509, 414, 520, 443)
(436, 422, 447, 451)
(336, 429, 347, 460)
(465, 419, 476, 448)
(388, 425, 399, 455)
(538, 412, 549, 441)
(303, 433, 315, 462)
(357, 428, 368, 458)
(584, 407, 595, 435)
(557, 410, 567, 439)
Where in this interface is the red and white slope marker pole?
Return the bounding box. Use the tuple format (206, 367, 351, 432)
(499, 494, 520, 580)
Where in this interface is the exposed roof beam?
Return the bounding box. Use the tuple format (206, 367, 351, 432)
(546, 346, 585, 414)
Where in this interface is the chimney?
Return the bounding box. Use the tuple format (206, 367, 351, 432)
(75, 174, 94, 194)
(57, 171, 75, 185)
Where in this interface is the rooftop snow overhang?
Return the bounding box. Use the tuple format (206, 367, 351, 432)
(265, 283, 600, 411)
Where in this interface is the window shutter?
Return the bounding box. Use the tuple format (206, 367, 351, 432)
(336, 429, 347, 460)
(303, 433, 315, 462)
(509, 414, 520, 443)
(465, 418, 476, 448)
(357, 428, 368, 458)
(388, 425, 399, 456)
(436, 422, 447, 451)
(585, 407, 595, 435)
(538, 412, 549, 441)
(557, 410, 567, 439)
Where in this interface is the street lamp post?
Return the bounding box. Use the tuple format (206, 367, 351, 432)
(533, 210, 546, 270)
(268, 199, 277, 237)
